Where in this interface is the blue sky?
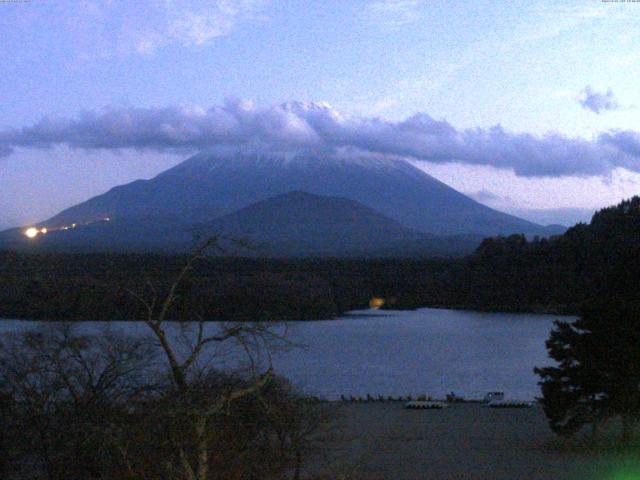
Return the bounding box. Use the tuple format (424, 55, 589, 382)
(1, 0, 640, 228)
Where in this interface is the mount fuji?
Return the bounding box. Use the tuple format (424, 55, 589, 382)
(0, 152, 563, 255)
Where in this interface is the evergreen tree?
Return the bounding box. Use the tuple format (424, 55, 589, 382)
(535, 296, 640, 442)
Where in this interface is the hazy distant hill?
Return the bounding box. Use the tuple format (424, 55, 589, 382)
(206, 190, 487, 257)
(204, 190, 428, 256)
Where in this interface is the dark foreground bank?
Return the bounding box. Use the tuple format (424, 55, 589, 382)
(312, 403, 640, 480)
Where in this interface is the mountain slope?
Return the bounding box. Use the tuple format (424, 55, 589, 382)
(0, 217, 195, 253)
(43, 152, 556, 237)
(205, 190, 428, 256)
(0, 190, 480, 256)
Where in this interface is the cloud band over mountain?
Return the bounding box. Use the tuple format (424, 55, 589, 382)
(1, 100, 639, 178)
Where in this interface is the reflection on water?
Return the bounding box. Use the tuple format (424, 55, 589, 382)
(0, 308, 570, 400)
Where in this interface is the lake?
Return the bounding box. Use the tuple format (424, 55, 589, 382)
(0, 308, 569, 400)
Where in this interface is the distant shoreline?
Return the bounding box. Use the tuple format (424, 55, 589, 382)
(0, 250, 580, 322)
(0, 304, 576, 323)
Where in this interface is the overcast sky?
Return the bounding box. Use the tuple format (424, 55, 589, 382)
(1, 0, 640, 229)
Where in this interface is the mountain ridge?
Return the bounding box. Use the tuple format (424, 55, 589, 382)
(204, 190, 429, 256)
(43, 152, 558, 236)
(0, 152, 565, 255)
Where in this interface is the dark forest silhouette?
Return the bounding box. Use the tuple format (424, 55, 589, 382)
(2, 196, 640, 321)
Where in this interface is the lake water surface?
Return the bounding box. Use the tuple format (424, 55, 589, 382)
(0, 308, 570, 400)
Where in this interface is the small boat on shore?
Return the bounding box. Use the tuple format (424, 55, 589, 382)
(487, 400, 533, 408)
(404, 400, 448, 409)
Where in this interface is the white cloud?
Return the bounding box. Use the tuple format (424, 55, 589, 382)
(60, 0, 267, 57)
(4, 100, 640, 178)
(166, 0, 264, 49)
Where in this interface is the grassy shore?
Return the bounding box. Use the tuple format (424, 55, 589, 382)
(308, 403, 640, 480)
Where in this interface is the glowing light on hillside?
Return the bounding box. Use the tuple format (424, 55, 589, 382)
(40, 228, 47, 234)
(25, 228, 38, 238)
(369, 297, 385, 309)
